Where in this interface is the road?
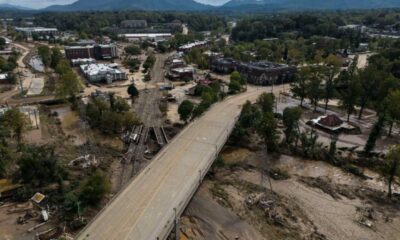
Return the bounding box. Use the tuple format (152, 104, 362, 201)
(76, 86, 275, 240)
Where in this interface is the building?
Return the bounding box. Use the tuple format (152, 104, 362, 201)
(167, 67, 195, 81)
(71, 58, 96, 67)
(80, 63, 127, 83)
(119, 33, 172, 42)
(121, 20, 148, 29)
(211, 58, 296, 86)
(65, 44, 118, 60)
(15, 27, 58, 39)
(236, 61, 296, 86)
(210, 58, 238, 74)
(178, 41, 208, 52)
(310, 114, 356, 133)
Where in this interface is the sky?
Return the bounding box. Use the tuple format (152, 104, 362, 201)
(0, 0, 230, 9)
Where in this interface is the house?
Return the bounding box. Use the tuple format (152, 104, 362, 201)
(80, 63, 127, 84)
(310, 114, 356, 133)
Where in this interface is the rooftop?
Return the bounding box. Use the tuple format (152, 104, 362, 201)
(81, 63, 122, 76)
(179, 41, 208, 50)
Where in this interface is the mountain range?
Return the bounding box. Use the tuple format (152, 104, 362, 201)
(1, 0, 400, 12)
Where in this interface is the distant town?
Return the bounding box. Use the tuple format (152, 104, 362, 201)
(0, 8, 399, 240)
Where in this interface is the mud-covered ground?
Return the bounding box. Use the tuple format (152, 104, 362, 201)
(179, 148, 400, 240)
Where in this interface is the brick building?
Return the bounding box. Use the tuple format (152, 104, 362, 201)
(65, 44, 118, 60)
(211, 58, 296, 86)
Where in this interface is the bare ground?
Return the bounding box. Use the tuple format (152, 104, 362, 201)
(180, 147, 400, 240)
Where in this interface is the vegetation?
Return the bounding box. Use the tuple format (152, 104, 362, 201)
(127, 84, 139, 98)
(1, 108, 29, 146)
(178, 100, 194, 123)
(78, 170, 110, 206)
(383, 145, 400, 198)
(86, 95, 139, 135)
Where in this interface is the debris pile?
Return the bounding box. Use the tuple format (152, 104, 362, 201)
(68, 154, 99, 168)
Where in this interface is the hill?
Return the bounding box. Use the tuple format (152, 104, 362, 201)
(222, 0, 400, 11)
(45, 0, 211, 11)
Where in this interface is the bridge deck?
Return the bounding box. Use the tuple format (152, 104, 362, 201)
(77, 88, 268, 240)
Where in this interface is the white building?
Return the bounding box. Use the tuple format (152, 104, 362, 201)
(80, 64, 127, 84)
(15, 27, 58, 39)
(119, 33, 172, 42)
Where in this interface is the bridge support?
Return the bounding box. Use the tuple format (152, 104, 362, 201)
(174, 208, 180, 240)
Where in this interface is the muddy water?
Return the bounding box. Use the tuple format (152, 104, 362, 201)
(50, 105, 87, 145)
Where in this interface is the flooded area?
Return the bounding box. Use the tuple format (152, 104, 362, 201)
(50, 105, 87, 145)
(182, 147, 400, 240)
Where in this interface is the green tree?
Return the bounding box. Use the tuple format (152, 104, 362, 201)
(386, 90, 400, 136)
(357, 65, 385, 119)
(257, 112, 278, 152)
(17, 145, 65, 187)
(229, 80, 241, 94)
(291, 67, 309, 106)
(322, 65, 339, 112)
(50, 47, 63, 69)
(127, 84, 139, 98)
(79, 170, 110, 206)
(338, 71, 361, 122)
(178, 100, 194, 123)
(306, 72, 324, 111)
(364, 114, 386, 155)
(55, 59, 72, 75)
(257, 93, 275, 113)
(56, 71, 82, 101)
(2, 108, 28, 145)
(383, 145, 400, 198)
(238, 101, 262, 129)
(0, 144, 12, 177)
(37, 46, 51, 67)
(282, 107, 303, 145)
(124, 45, 141, 55)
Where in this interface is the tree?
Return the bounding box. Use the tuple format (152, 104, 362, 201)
(127, 84, 139, 98)
(50, 47, 63, 69)
(79, 170, 110, 206)
(230, 71, 242, 83)
(55, 59, 72, 75)
(357, 65, 385, 119)
(257, 112, 278, 152)
(0, 144, 12, 177)
(238, 101, 262, 129)
(37, 46, 51, 68)
(56, 71, 82, 101)
(291, 67, 309, 106)
(282, 107, 303, 145)
(364, 114, 386, 155)
(2, 108, 28, 145)
(306, 71, 324, 111)
(178, 100, 194, 123)
(124, 45, 141, 56)
(322, 65, 339, 112)
(383, 145, 400, 198)
(257, 93, 275, 113)
(386, 90, 400, 136)
(229, 80, 241, 94)
(338, 71, 360, 122)
(17, 145, 65, 187)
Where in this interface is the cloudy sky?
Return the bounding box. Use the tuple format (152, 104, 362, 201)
(1, 0, 230, 9)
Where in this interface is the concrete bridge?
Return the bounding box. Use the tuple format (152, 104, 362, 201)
(77, 87, 271, 240)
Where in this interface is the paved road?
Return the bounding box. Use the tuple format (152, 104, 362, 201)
(76, 86, 273, 240)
